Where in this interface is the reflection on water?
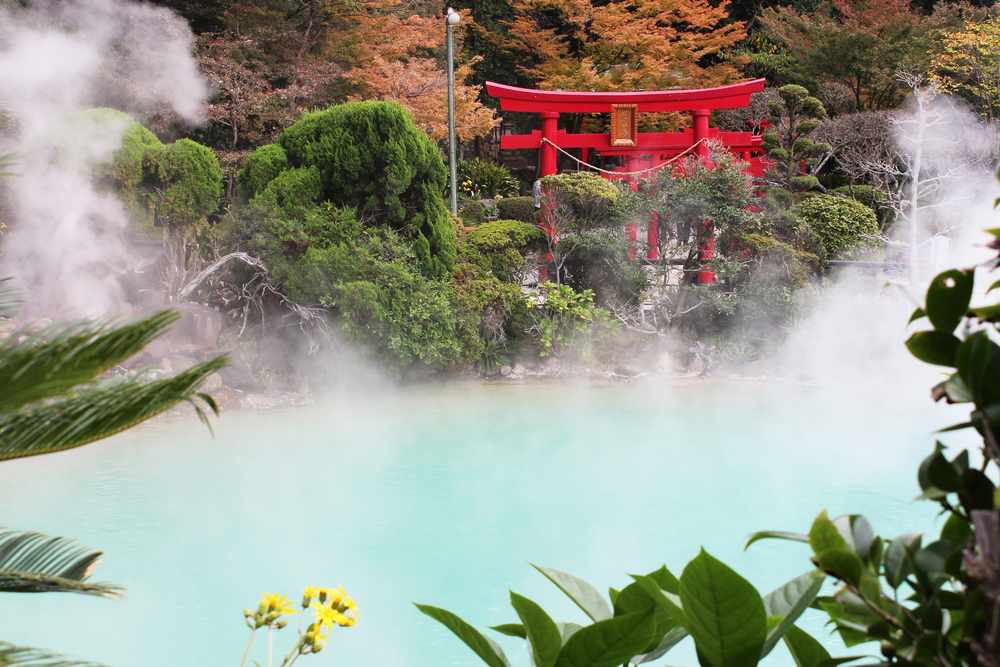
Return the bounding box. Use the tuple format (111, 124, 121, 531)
(0, 380, 976, 667)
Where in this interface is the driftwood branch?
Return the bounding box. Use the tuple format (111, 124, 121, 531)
(177, 251, 270, 300)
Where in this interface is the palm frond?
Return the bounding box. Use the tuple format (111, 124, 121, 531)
(0, 278, 23, 320)
(0, 310, 183, 412)
(0, 356, 228, 461)
(0, 528, 122, 598)
(0, 641, 110, 667)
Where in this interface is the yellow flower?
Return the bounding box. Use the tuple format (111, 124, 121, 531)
(261, 592, 297, 617)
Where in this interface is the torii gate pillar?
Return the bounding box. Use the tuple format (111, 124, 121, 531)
(693, 109, 710, 158)
(540, 112, 560, 176)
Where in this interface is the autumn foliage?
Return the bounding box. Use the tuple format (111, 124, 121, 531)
(503, 0, 746, 94)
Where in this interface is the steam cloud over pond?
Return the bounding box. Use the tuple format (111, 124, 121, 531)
(0, 0, 207, 316)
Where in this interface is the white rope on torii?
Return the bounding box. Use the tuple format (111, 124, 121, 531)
(538, 136, 710, 178)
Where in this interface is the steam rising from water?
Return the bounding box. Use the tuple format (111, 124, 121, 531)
(0, 0, 207, 316)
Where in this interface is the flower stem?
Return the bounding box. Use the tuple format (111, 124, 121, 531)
(239, 628, 256, 667)
(268, 626, 273, 667)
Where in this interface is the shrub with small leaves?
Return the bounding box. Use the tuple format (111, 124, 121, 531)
(761, 85, 830, 193)
(792, 194, 880, 260)
(496, 196, 538, 224)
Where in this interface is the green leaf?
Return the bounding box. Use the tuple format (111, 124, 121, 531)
(552, 608, 656, 667)
(926, 269, 974, 332)
(760, 571, 825, 658)
(968, 303, 1000, 320)
(414, 603, 512, 667)
(645, 564, 680, 594)
(744, 531, 809, 550)
(0, 527, 123, 598)
(905, 331, 961, 367)
(614, 579, 680, 652)
(832, 516, 874, 557)
(679, 548, 767, 667)
(926, 450, 962, 492)
(814, 548, 863, 586)
(490, 624, 526, 639)
(632, 626, 688, 664)
(532, 564, 612, 622)
(884, 533, 922, 589)
(511, 592, 562, 667)
(809, 510, 847, 555)
(630, 574, 687, 628)
(908, 308, 926, 324)
(556, 622, 583, 646)
(781, 625, 831, 667)
(988, 278, 1000, 294)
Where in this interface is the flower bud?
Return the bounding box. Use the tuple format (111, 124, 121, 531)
(318, 591, 327, 603)
(313, 643, 324, 653)
(244, 607, 253, 618)
(277, 619, 288, 629)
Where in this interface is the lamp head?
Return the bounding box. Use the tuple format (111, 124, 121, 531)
(446, 7, 460, 24)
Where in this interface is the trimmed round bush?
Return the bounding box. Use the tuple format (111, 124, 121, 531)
(257, 166, 323, 220)
(238, 144, 289, 199)
(792, 194, 880, 260)
(459, 199, 486, 226)
(146, 138, 224, 226)
(496, 196, 538, 224)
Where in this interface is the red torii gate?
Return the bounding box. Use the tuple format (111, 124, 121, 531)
(485, 79, 767, 281)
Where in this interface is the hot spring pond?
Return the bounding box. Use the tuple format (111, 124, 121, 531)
(0, 379, 978, 667)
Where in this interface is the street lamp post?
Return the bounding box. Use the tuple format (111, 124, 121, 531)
(446, 7, 460, 216)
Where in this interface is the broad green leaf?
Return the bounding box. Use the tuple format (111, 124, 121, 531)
(511, 592, 562, 667)
(645, 564, 680, 594)
(630, 574, 687, 627)
(679, 549, 767, 667)
(814, 548, 863, 586)
(925, 269, 974, 332)
(632, 626, 688, 665)
(884, 533, 922, 589)
(968, 303, 1000, 320)
(556, 622, 583, 646)
(942, 375, 972, 403)
(927, 450, 962, 492)
(614, 579, 679, 651)
(908, 308, 926, 324)
(760, 571, 825, 658)
(816, 600, 875, 647)
(414, 603, 512, 667)
(532, 564, 612, 622)
(987, 278, 1000, 294)
(744, 531, 809, 550)
(782, 625, 830, 667)
(809, 511, 846, 555)
(832, 515, 873, 557)
(905, 330, 961, 367)
(490, 624, 526, 639)
(553, 608, 656, 667)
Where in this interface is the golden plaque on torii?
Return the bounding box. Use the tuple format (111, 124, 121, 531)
(611, 104, 638, 147)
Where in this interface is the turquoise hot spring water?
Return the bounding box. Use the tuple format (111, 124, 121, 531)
(0, 377, 981, 667)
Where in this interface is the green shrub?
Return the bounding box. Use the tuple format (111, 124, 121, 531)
(145, 138, 224, 227)
(237, 144, 289, 199)
(255, 166, 324, 221)
(275, 101, 455, 279)
(459, 199, 486, 226)
(541, 171, 618, 203)
(791, 194, 880, 260)
(496, 196, 538, 223)
(462, 219, 541, 283)
(456, 159, 519, 198)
